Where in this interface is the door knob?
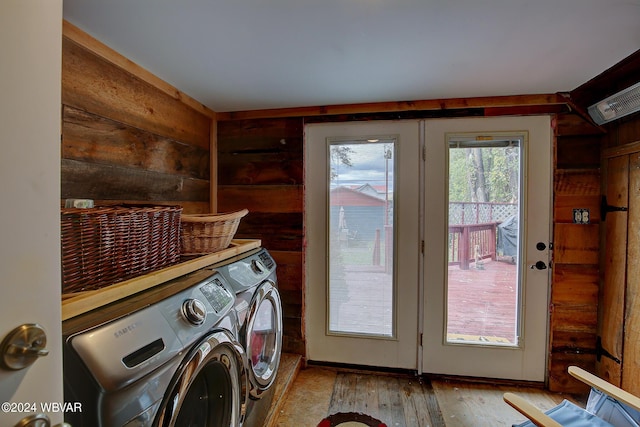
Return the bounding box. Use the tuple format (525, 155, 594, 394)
(530, 261, 548, 270)
(536, 242, 546, 251)
(14, 413, 50, 427)
(1, 324, 49, 370)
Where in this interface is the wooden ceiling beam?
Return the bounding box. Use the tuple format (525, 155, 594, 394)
(569, 48, 640, 109)
(217, 93, 568, 121)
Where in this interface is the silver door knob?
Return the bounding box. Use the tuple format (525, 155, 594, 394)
(14, 413, 49, 427)
(1, 324, 49, 370)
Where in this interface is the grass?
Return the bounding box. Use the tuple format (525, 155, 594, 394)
(334, 239, 387, 266)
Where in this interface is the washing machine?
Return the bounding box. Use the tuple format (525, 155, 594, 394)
(62, 268, 248, 427)
(211, 248, 283, 427)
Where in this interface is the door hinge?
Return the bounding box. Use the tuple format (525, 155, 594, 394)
(420, 240, 425, 253)
(596, 336, 621, 364)
(419, 333, 423, 346)
(601, 195, 628, 221)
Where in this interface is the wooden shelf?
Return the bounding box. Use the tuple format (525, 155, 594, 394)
(61, 239, 261, 320)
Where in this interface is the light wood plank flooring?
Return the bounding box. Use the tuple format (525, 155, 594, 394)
(269, 358, 584, 427)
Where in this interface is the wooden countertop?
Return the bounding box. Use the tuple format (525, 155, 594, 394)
(61, 239, 261, 320)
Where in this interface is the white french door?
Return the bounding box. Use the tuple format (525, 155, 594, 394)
(422, 116, 552, 381)
(305, 116, 552, 380)
(305, 121, 421, 369)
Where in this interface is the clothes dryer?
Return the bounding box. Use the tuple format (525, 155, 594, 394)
(63, 269, 248, 427)
(212, 248, 283, 427)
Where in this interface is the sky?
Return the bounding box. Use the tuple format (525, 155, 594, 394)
(330, 140, 395, 189)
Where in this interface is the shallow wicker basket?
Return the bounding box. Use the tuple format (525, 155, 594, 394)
(180, 209, 248, 255)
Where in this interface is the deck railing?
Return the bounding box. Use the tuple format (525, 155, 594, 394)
(447, 202, 516, 270)
(449, 222, 499, 270)
(449, 201, 517, 224)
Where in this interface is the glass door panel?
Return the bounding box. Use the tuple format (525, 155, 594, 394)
(328, 139, 395, 337)
(446, 137, 521, 346)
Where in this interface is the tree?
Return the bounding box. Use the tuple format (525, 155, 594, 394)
(449, 145, 519, 203)
(330, 145, 354, 180)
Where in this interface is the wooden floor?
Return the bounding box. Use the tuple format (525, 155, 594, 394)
(268, 356, 584, 427)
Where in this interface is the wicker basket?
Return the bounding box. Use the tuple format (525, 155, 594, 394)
(61, 205, 182, 293)
(180, 209, 248, 255)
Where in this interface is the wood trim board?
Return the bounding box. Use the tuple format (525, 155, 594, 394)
(61, 239, 260, 320)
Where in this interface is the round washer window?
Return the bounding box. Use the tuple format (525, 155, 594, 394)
(250, 299, 276, 378)
(174, 357, 233, 426)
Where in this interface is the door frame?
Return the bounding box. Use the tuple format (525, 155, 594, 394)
(303, 116, 552, 381)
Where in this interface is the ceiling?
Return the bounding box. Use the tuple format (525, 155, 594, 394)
(63, 0, 640, 113)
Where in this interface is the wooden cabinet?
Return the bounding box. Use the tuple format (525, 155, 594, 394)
(600, 143, 640, 394)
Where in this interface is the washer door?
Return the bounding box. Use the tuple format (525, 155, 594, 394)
(154, 330, 247, 427)
(245, 280, 283, 398)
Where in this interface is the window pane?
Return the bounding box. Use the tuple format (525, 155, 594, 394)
(446, 139, 521, 346)
(328, 139, 395, 337)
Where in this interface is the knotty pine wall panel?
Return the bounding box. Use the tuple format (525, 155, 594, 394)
(61, 28, 213, 213)
(218, 118, 305, 355)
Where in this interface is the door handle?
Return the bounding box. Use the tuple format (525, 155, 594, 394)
(530, 261, 548, 270)
(1, 324, 49, 370)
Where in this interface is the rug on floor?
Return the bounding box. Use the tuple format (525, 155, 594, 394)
(317, 412, 387, 427)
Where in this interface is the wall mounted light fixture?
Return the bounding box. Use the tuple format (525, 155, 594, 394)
(588, 81, 640, 125)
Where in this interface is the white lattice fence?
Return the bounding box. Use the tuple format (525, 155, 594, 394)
(449, 202, 517, 225)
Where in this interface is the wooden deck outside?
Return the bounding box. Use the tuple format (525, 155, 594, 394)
(330, 257, 518, 343)
(447, 258, 518, 343)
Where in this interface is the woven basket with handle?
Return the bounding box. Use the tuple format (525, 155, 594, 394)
(180, 209, 248, 255)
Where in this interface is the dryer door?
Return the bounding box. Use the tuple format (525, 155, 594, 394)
(245, 280, 283, 397)
(154, 330, 247, 427)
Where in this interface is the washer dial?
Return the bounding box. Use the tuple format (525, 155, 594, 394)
(181, 298, 207, 325)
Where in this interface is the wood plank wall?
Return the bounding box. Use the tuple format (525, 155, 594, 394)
(61, 22, 215, 213)
(217, 99, 606, 386)
(548, 113, 603, 393)
(217, 118, 305, 355)
(601, 114, 640, 395)
(559, 49, 640, 393)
